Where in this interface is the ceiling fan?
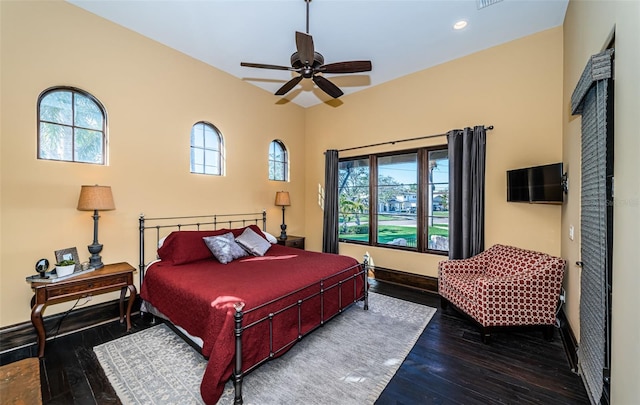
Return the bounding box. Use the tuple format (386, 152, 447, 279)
(240, 0, 372, 99)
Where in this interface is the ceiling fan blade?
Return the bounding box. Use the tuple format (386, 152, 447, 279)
(241, 62, 295, 71)
(312, 75, 344, 98)
(319, 61, 372, 74)
(295, 31, 315, 66)
(275, 75, 303, 96)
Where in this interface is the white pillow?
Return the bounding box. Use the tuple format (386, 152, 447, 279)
(262, 231, 278, 244)
(158, 236, 167, 249)
(235, 227, 272, 256)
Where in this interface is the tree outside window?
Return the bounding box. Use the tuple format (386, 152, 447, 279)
(269, 140, 288, 181)
(38, 87, 106, 164)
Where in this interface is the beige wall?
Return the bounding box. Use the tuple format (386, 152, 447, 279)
(0, 0, 305, 327)
(3, 1, 638, 402)
(563, 1, 640, 403)
(304, 27, 564, 277)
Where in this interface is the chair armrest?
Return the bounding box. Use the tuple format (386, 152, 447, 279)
(438, 248, 492, 277)
(438, 258, 485, 277)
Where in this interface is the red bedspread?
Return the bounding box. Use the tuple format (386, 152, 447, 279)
(140, 244, 363, 404)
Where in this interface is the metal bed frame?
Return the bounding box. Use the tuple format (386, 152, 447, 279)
(139, 212, 369, 404)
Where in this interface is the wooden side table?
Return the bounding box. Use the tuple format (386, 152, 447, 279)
(276, 235, 305, 250)
(29, 262, 136, 358)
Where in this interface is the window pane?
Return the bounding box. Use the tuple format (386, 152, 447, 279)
(274, 164, 285, 181)
(191, 147, 204, 173)
(338, 158, 370, 243)
(273, 143, 284, 161)
(427, 149, 449, 251)
(74, 128, 103, 163)
(40, 91, 72, 125)
(203, 126, 218, 149)
(204, 149, 216, 165)
(377, 153, 417, 248)
(191, 124, 204, 148)
(268, 140, 287, 181)
(39, 123, 72, 160)
(204, 163, 219, 175)
(74, 93, 103, 130)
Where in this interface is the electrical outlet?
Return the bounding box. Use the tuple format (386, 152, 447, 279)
(559, 288, 566, 303)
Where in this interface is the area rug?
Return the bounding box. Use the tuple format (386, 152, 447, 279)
(94, 292, 436, 405)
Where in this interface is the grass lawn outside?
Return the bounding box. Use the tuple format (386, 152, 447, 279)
(339, 224, 448, 244)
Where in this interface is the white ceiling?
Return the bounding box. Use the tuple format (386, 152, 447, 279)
(67, 0, 568, 108)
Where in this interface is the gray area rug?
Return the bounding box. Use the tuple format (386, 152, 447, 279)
(94, 292, 436, 405)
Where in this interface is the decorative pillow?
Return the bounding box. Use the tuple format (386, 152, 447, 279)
(235, 227, 272, 256)
(158, 229, 229, 265)
(229, 224, 268, 240)
(262, 231, 278, 244)
(203, 233, 248, 264)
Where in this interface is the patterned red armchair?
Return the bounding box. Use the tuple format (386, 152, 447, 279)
(438, 244, 565, 342)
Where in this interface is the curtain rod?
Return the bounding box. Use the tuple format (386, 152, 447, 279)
(337, 125, 493, 153)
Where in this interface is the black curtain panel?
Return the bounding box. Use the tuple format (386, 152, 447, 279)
(447, 126, 486, 259)
(322, 149, 339, 253)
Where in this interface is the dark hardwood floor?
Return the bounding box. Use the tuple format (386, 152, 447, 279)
(1, 280, 589, 404)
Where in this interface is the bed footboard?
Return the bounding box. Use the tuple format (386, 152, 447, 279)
(231, 254, 370, 405)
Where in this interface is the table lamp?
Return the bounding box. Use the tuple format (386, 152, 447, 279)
(274, 191, 291, 239)
(77, 185, 115, 269)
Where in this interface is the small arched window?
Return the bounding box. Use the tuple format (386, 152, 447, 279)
(37, 87, 107, 164)
(269, 140, 288, 181)
(190, 121, 223, 175)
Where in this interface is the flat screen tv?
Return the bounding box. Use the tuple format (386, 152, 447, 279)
(507, 163, 564, 204)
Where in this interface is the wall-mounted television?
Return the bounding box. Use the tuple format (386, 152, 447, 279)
(507, 162, 565, 204)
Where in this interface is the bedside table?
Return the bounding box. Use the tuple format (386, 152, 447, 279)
(29, 262, 136, 358)
(276, 235, 305, 250)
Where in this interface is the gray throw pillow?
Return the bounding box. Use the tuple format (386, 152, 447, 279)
(235, 227, 271, 256)
(203, 233, 248, 264)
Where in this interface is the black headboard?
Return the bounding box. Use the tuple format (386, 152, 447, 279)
(138, 211, 266, 286)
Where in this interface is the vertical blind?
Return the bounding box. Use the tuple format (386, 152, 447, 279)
(571, 48, 613, 405)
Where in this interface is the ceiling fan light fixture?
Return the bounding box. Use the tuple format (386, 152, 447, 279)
(453, 20, 468, 30)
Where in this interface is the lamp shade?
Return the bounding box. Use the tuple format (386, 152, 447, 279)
(77, 185, 116, 211)
(274, 191, 291, 207)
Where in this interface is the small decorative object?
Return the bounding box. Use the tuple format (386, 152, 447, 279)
(274, 191, 291, 239)
(55, 259, 76, 277)
(77, 185, 116, 269)
(54, 247, 81, 272)
(35, 258, 50, 277)
(81, 261, 90, 271)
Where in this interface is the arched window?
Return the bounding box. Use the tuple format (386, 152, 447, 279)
(37, 87, 107, 164)
(269, 140, 288, 181)
(190, 121, 223, 175)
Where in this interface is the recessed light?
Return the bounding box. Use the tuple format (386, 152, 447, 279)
(453, 20, 468, 30)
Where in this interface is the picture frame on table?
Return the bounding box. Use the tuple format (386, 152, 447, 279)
(54, 247, 81, 272)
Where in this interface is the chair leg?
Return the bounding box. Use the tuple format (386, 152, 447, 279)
(440, 297, 449, 309)
(481, 327, 492, 344)
(543, 325, 554, 341)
